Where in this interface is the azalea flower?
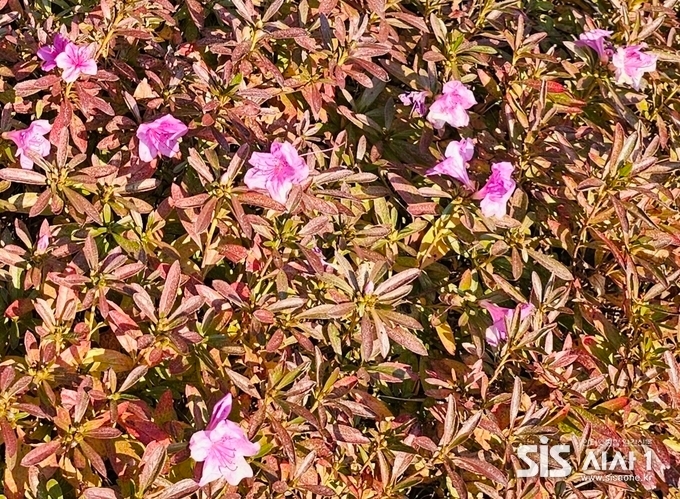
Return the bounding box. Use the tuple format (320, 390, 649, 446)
(474, 162, 516, 218)
(399, 91, 428, 115)
(480, 301, 534, 347)
(426, 138, 474, 189)
(55, 42, 98, 83)
(189, 394, 260, 487)
(136, 115, 189, 162)
(427, 80, 477, 129)
(5, 120, 52, 170)
(244, 141, 309, 204)
(575, 29, 613, 62)
(37, 33, 69, 72)
(612, 44, 657, 90)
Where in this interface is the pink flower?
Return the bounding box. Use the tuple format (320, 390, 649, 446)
(612, 44, 657, 90)
(427, 80, 477, 129)
(399, 91, 428, 115)
(5, 120, 52, 170)
(136, 115, 189, 162)
(427, 138, 474, 189)
(575, 29, 613, 62)
(244, 142, 309, 204)
(474, 162, 516, 218)
(55, 42, 97, 83)
(189, 394, 259, 487)
(37, 34, 69, 72)
(480, 301, 534, 347)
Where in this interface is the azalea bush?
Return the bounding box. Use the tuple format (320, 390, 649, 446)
(1, 0, 680, 498)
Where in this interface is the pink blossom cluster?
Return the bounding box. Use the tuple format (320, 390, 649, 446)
(396, 81, 528, 344)
(473, 162, 516, 219)
(398, 91, 428, 115)
(189, 394, 260, 487)
(136, 115, 189, 162)
(6, 115, 189, 169)
(575, 29, 657, 90)
(5, 120, 52, 169)
(241, 134, 516, 218)
(427, 80, 477, 129)
(11, 21, 663, 488)
(401, 80, 517, 218)
(244, 141, 310, 204)
(427, 138, 475, 190)
(38, 34, 98, 83)
(480, 301, 535, 347)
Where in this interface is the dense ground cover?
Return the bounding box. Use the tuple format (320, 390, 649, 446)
(0, 0, 679, 497)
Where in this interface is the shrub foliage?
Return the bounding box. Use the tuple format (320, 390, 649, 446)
(0, 0, 679, 498)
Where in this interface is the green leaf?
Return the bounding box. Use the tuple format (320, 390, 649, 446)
(47, 479, 63, 499)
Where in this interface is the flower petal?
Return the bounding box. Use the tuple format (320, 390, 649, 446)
(267, 176, 293, 204)
(189, 430, 213, 462)
(448, 105, 470, 128)
(207, 394, 232, 431)
(80, 60, 98, 76)
(223, 455, 254, 486)
(60, 65, 80, 83)
(138, 138, 157, 162)
(247, 151, 278, 171)
(30, 120, 52, 135)
(19, 154, 34, 170)
(198, 453, 225, 486)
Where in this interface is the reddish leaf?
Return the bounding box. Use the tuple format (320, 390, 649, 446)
(237, 192, 286, 211)
(159, 261, 181, 318)
(82, 488, 120, 499)
(452, 456, 508, 486)
(269, 415, 297, 465)
(328, 424, 370, 444)
(21, 440, 61, 466)
(139, 441, 167, 493)
(63, 187, 102, 224)
(0, 168, 47, 185)
(49, 100, 73, 146)
(152, 479, 200, 499)
(1, 420, 17, 458)
(385, 326, 428, 356)
(13, 75, 61, 97)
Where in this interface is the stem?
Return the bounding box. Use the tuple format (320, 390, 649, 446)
(298, 142, 346, 157)
(573, 185, 607, 259)
(95, 7, 125, 60)
(487, 349, 511, 388)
